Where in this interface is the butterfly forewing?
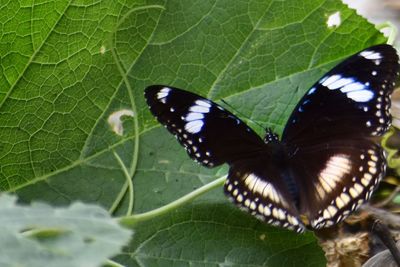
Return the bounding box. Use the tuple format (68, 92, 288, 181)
(283, 44, 400, 146)
(145, 85, 264, 167)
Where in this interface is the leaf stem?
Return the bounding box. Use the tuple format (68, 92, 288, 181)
(112, 151, 134, 216)
(108, 4, 164, 214)
(118, 176, 226, 226)
(105, 259, 126, 267)
(109, 29, 137, 212)
(108, 181, 129, 214)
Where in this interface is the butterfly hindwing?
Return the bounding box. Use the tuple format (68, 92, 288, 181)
(145, 85, 264, 167)
(288, 139, 385, 229)
(224, 155, 306, 233)
(283, 44, 400, 146)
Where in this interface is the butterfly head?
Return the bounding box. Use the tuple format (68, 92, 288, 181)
(264, 128, 279, 144)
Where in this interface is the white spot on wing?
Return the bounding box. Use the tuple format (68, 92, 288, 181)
(328, 77, 354, 89)
(263, 206, 271, 216)
(354, 183, 364, 194)
(185, 112, 204, 121)
(321, 74, 341, 87)
(340, 192, 351, 204)
(322, 74, 374, 102)
(183, 99, 212, 134)
(184, 120, 204, 133)
(307, 87, 316, 95)
(335, 197, 345, 209)
(340, 81, 365, 93)
(195, 99, 212, 108)
(349, 188, 359, 198)
(360, 50, 382, 60)
(347, 90, 374, 102)
(189, 105, 209, 113)
(157, 87, 171, 103)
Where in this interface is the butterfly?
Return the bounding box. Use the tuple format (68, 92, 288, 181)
(144, 44, 400, 233)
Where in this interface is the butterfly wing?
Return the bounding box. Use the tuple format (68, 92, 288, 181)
(282, 44, 400, 146)
(224, 155, 306, 233)
(145, 85, 264, 167)
(281, 44, 399, 229)
(288, 139, 385, 229)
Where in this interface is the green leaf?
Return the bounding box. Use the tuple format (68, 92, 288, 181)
(0, 0, 387, 266)
(0, 194, 131, 267)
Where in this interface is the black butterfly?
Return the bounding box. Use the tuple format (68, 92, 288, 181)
(144, 44, 400, 233)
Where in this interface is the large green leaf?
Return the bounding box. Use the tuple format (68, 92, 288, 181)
(0, 0, 387, 266)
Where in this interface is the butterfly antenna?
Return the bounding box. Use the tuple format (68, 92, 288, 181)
(220, 99, 265, 130)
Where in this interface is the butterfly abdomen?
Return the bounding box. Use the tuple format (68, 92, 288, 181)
(281, 168, 301, 210)
(260, 143, 302, 210)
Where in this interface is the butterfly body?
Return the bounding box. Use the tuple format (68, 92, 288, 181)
(145, 44, 399, 233)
